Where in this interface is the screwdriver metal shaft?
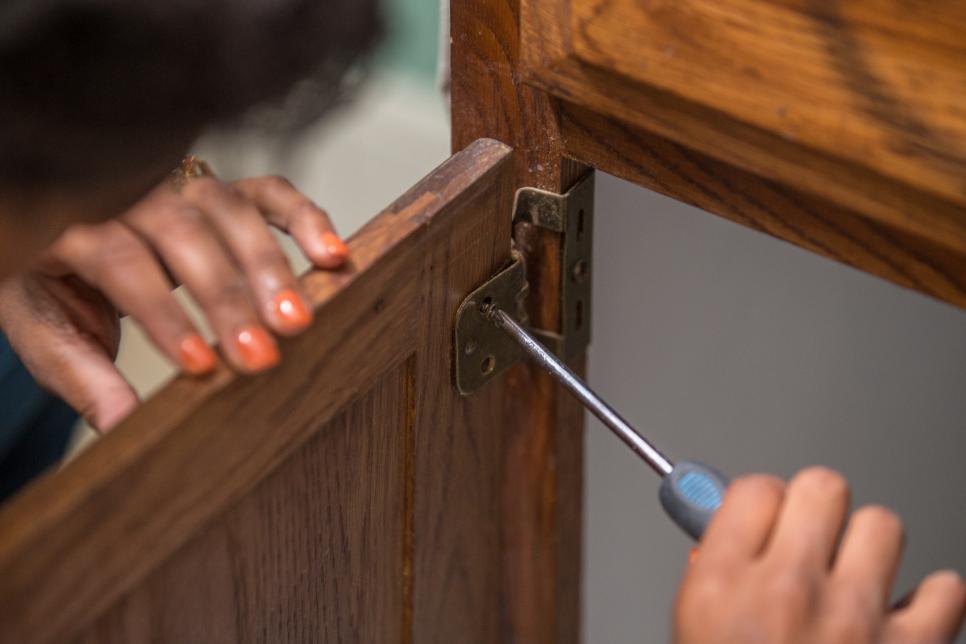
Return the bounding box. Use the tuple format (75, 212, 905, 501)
(488, 307, 674, 477)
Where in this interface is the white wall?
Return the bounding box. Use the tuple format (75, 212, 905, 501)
(583, 173, 966, 643)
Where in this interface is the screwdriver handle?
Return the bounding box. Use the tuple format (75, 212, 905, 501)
(659, 461, 730, 541)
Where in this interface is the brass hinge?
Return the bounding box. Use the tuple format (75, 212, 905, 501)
(454, 173, 594, 395)
(513, 172, 594, 360)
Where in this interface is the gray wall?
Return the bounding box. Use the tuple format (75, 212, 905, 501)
(583, 174, 966, 643)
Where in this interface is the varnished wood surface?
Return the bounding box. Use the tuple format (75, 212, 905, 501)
(409, 134, 515, 643)
(521, 0, 966, 306)
(0, 138, 514, 643)
(77, 364, 412, 643)
(452, 1, 587, 641)
(560, 102, 966, 307)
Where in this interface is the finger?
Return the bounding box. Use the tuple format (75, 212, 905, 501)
(52, 224, 217, 376)
(233, 175, 349, 269)
(1, 299, 137, 432)
(123, 201, 279, 373)
(884, 570, 966, 643)
(181, 177, 313, 336)
(833, 505, 905, 609)
(765, 466, 851, 573)
(695, 474, 785, 570)
(43, 338, 138, 432)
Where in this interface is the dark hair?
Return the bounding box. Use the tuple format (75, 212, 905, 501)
(0, 0, 381, 190)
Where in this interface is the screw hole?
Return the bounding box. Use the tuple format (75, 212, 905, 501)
(481, 355, 496, 375)
(480, 296, 494, 314)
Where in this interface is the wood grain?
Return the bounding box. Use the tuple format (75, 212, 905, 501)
(560, 101, 966, 307)
(409, 132, 515, 643)
(451, 2, 586, 641)
(521, 0, 966, 300)
(572, 0, 966, 204)
(0, 138, 513, 643)
(76, 362, 412, 643)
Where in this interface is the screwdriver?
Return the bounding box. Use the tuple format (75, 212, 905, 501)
(487, 306, 729, 541)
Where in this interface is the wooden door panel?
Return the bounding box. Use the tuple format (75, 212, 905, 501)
(521, 0, 966, 307)
(77, 363, 411, 643)
(0, 138, 514, 643)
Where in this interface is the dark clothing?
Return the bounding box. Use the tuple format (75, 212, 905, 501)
(0, 334, 76, 503)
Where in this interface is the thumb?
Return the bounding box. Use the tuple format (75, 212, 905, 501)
(0, 276, 138, 432)
(19, 331, 139, 432)
(46, 337, 139, 432)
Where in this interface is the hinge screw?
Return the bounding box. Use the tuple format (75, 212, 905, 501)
(479, 296, 495, 316)
(571, 259, 589, 283)
(481, 355, 496, 374)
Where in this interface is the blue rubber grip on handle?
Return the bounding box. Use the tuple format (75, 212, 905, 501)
(659, 461, 729, 541)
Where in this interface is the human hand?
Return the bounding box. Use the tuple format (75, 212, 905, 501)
(0, 172, 348, 431)
(674, 467, 965, 643)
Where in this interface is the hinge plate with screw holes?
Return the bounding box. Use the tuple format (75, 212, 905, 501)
(454, 174, 594, 396)
(513, 172, 594, 359)
(454, 254, 529, 396)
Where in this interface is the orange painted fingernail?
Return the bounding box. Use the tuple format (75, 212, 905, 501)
(234, 325, 280, 372)
(320, 231, 349, 264)
(272, 289, 312, 333)
(178, 334, 217, 375)
(688, 547, 699, 564)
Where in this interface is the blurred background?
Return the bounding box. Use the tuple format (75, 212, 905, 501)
(70, 1, 966, 642)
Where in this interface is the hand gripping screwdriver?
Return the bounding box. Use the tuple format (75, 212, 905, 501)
(487, 306, 729, 541)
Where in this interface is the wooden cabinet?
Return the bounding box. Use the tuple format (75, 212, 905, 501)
(512, 0, 966, 307)
(1, 1, 964, 642)
(0, 141, 524, 643)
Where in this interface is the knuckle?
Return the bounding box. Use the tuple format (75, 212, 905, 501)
(93, 235, 146, 276)
(830, 581, 875, 619)
(293, 198, 326, 220)
(201, 276, 251, 315)
(767, 569, 814, 612)
(182, 176, 222, 200)
(676, 574, 727, 619)
(261, 174, 295, 193)
(823, 586, 876, 642)
(247, 245, 292, 276)
(54, 224, 94, 254)
(164, 207, 209, 239)
(823, 611, 873, 644)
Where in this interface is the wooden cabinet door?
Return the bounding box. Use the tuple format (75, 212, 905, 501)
(0, 139, 527, 643)
(512, 0, 966, 308)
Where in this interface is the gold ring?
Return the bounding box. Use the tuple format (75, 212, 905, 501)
(169, 155, 215, 192)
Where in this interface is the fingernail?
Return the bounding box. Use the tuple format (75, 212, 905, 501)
(178, 334, 217, 375)
(688, 547, 699, 564)
(320, 231, 349, 264)
(234, 325, 280, 372)
(272, 289, 312, 333)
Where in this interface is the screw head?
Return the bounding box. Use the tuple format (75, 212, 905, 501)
(481, 355, 495, 375)
(571, 259, 589, 282)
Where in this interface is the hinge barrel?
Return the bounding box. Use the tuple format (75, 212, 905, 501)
(513, 172, 594, 360)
